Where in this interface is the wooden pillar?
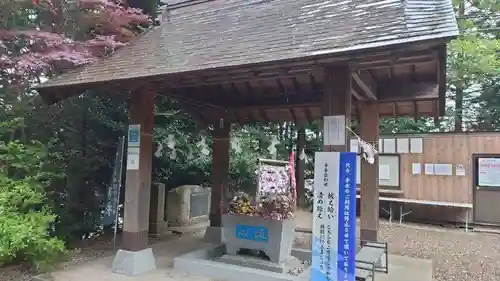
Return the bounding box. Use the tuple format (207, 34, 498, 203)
(359, 103, 380, 241)
(322, 66, 351, 151)
(122, 89, 155, 251)
(209, 119, 230, 227)
(296, 125, 306, 208)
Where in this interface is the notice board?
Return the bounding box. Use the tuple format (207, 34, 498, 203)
(478, 157, 500, 187)
(356, 154, 400, 187)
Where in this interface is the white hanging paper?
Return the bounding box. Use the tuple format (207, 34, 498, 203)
(323, 115, 345, 145)
(186, 146, 194, 160)
(267, 136, 280, 159)
(383, 138, 396, 153)
(154, 142, 163, 157)
(378, 139, 383, 152)
(344, 127, 378, 165)
(359, 139, 377, 164)
(350, 139, 359, 153)
(412, 163, 421, 175)
(167, 134, 176, 149)
(231, 136, 242, 153)
(126, 147, 140, 170)
(197, 136, 210, 156)
(434, 164, 453, 176)
(410, 138, 423, 153)
(299, 149, 307, 161)
(397, 138, 409, 153)
(455, 164, 466, 176)
(424, 164, 434, 175)
(379, 165, 391, 180)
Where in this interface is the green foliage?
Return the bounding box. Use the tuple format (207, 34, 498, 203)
(0, 136, 66, 271)
(447, 0, 500, 131)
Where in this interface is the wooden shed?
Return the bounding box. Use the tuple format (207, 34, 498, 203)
(352, 132, 500, 226)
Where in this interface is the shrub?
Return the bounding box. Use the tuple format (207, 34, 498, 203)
(0, 140, 67, 271)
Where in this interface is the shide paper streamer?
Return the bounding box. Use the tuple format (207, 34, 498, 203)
(346, 126, 378, 164)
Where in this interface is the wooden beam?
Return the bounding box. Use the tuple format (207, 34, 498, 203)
(351, 87, 365, 101)
(322, 65, 351, 151)
(413, 101, 419, 120)
(352, 52, 438, 70)
(230, 89, 322, 108)
(163, 88, 222, 110)
(352, 70, 377, 100)
(304, 107, 313, 124)
(209, 118, 230, 231)
(376, 81, 438, 102)
(359, 102, 380, 242)
(229, 82, 439, 116)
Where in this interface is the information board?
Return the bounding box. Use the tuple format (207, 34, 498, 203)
(478, 158, 500, 187)
(127, 124, 141, 147)
(312, 152, 356, 281)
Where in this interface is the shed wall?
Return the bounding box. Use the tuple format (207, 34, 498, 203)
(370, 132, 500, 223)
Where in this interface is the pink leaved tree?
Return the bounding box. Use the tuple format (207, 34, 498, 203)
(0, 0, 150, 91)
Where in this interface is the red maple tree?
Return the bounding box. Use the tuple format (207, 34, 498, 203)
(0, 0, 150, 89)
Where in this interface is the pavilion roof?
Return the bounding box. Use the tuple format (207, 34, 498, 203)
(37, 0, 458, 96)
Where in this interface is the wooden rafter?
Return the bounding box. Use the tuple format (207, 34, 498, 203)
(352, 70, 377, 100)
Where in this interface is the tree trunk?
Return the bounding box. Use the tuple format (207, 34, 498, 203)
(454, 1, 465, 132)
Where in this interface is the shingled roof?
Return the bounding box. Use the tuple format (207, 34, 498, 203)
(37, 0, 458, 91)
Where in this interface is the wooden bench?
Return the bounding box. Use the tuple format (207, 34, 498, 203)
(355, 240, 388, 281)
(356, 194, 474, 232)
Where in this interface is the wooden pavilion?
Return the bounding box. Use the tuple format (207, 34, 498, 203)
(36, 0, 458, 275)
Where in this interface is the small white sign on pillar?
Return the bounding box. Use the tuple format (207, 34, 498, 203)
(126, 124, 141, 170)
(126, 147, 140, 170)
(323, 115, 346, 146)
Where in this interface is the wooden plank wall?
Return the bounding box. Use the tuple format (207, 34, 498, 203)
(381, 132, 500, 222)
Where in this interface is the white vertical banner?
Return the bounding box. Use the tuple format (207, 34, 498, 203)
(312, 152, 357, 281)
(323, 115, 346, 146)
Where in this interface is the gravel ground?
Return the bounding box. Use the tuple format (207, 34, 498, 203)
(1, 219, 500, 281)
(293, 218, 500, 281)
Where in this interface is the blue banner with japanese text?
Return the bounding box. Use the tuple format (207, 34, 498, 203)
(312, 152, 357, 281)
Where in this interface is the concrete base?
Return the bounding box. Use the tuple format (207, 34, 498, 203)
(218, 254, 286, 273)
(149, 221, 169, 237)
(170, 220, 210, 235)
(174, 244, 311, 281)
(204, 226, 224, 243)
(111, 248, 156, 276)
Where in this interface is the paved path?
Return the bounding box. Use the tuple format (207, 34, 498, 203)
(35, 235, 213, 281)
(34, 227, 432, 281)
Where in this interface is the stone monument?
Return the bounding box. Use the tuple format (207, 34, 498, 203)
(149, 183, 168, 236)
(167, 185, 211, 227)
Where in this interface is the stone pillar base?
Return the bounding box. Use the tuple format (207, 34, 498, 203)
(204, 226, 224, 244)
(111, 248, 156, 276)
(360, 228, 378, 242)
(149, 221, 169, 237)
